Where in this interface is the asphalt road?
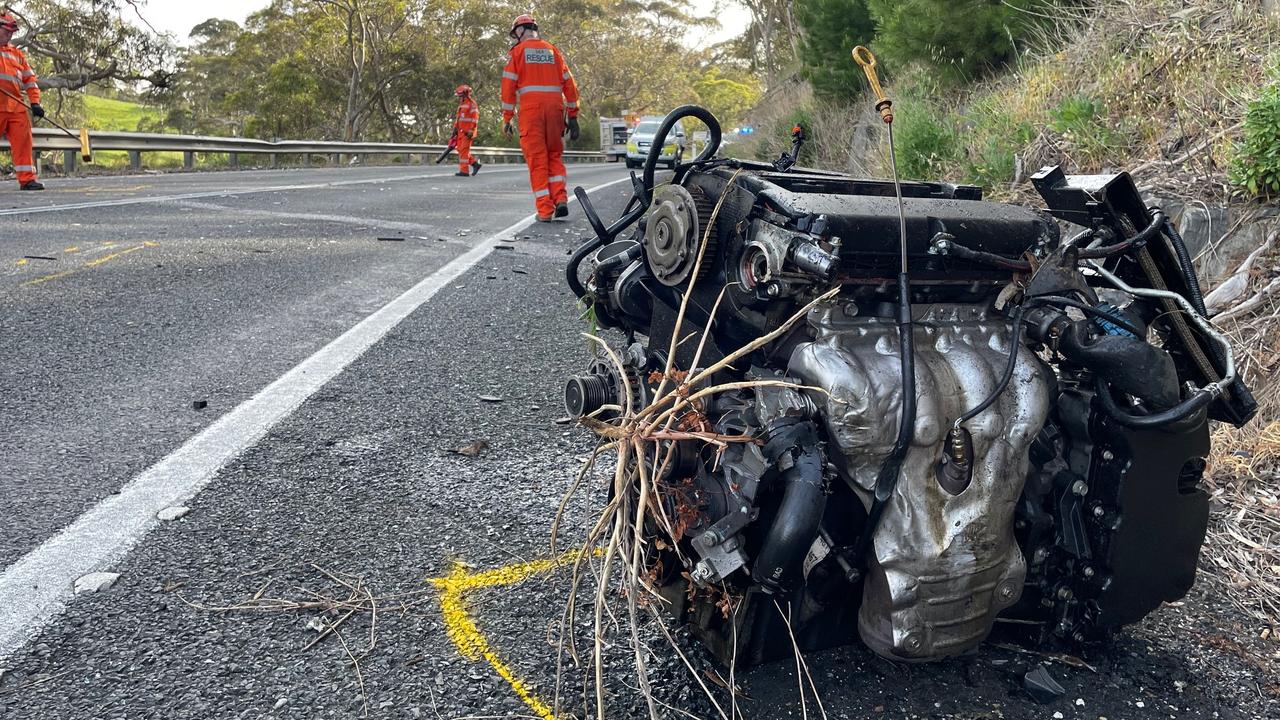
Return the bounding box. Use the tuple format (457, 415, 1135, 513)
(0, 164, 1275, 719)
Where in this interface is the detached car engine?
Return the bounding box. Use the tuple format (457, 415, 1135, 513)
(563, 106, 1255, 665)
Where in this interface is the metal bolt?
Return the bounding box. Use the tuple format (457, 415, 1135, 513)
(1101, 449, 1115, 461)
(1092, 505, 1106, 518)
(1033, 548, 1048, 563)
(1082, 566, 1096, 578)
(1071, 480, 1089, 496)
(1072, 631, 1086, 643)
(905, 635, 922, 651)
(1057, 586, 1074, 600)
(998, 584, 1016, 601)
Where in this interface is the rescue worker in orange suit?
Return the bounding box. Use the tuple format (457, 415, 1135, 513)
(0, 13, 43, 190)
(500, 14, 580, 221)
(452, 85, 481, 177)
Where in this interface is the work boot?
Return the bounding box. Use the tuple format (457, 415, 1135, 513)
(470, 160, 482, 176)
(536, 214, 554, 222)
(454, 171, 469, 177)
(20, 180, 44, 191)
(554, 202, 569, 219)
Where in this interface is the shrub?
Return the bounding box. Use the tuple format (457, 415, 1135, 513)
(892, 94, 960, 180)
(1047, 94, 1119, 167)
(1229, 80, 1280, 198)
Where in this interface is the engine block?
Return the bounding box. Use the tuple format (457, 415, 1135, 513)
(790, 304, 1052, 659)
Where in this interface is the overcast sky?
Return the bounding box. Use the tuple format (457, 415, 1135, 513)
(136, 0, 748, 46)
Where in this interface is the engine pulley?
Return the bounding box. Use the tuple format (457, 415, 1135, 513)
(644, 184, 703, 286)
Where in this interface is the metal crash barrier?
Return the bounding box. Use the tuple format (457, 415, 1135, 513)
(0, 128, 606, 172)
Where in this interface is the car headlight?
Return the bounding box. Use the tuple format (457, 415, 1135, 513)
(627, 141, 638, 152)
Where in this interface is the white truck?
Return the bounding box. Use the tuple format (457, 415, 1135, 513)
(599, 117, 630, 162)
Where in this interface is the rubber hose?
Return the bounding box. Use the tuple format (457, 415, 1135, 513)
(1077, 209, 1165, 259)
(640, 105, 722, 207)
(1160, 217, 1208, 317)
(1095, 377, 1212, 429)
(752, 419, 826, 593)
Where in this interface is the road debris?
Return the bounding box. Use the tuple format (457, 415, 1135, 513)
(1022, 663, 1067, 704)
(478, 395, 502, 403)
(156, 506, 190, 521)
(376, 236, 405, 242)
(192, 400, 208, 410)
(72, 572, 120, 595)
(450, 440, 489, 457)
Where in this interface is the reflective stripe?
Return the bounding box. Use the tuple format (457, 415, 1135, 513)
(565, 101, 578, 109)
(24, 81, 36, 89)
(0, 73, 21, 85)
(548, 175, 565, 183)
(517, 85, 562, 96)
(562, 71, 571, 81)
(533, 189, 550, 197)
(501, 102, 515, 110)
(502, 71, 518, 81)
(0, 52, 20, 63)
(13, 165, 35, 172)
(21, 70, 34, 79)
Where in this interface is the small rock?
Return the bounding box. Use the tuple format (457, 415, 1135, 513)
(273, 698, 288, 710)
(450, 440, 488, 457)
(1053, 713, 1063, 719)
(73, 572, 121, 595)
(305, 617, 327, 633)
(1075, 698, 1085, 706)
(1136, 700, 1145, 708)
(156, 506, 190, 521)
(554, 416, 574, 425)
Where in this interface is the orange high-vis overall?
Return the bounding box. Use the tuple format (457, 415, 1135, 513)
(500, 38, 579, 217)
(454, 96, 479, 173)
(0, 44, 39, 185)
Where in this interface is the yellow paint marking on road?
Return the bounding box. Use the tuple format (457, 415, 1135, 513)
(15, 258, 27, 266)
(64, 246, 80, 253)
(86, 244, 148, 268)
(21, 270, 75, 287)
(22, 243, 153, 286)
(428, 548, 598, 720)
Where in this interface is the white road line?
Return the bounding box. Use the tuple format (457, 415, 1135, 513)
(0, 166, 534, 217)
(0, 173, 632, 661)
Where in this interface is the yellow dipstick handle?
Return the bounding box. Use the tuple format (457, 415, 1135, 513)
(852, 45, 893, 124)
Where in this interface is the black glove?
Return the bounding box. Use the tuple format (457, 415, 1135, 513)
(503, 121, 514, 137)
(29, 103, 44, 118)
(566, 116, 580, 141)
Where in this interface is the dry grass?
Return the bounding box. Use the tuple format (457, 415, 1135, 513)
(1203, 224, 1280, 628)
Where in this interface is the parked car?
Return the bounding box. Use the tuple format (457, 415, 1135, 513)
(625, 115, 686, 169)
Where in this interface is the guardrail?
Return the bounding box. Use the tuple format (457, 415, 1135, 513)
(3, 128, 608, 172)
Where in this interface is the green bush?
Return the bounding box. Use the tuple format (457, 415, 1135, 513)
(959, 97, 1036, 189)
(1048, 94, 1119, 164)
(867, 0, 1059, 83)
(1229, 80, 1280, 197)
(893, 95, 960, 180)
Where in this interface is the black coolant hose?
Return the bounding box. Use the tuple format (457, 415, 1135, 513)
(640, 105, 722, 206)
(1160, 216, 1209, 317)
(1095, 377, 1213, 430)
(752, 418, 826, 593)
(566, 105, 722, 301)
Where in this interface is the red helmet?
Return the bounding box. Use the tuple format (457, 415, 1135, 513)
(509, 13, 536, 39)
(0, 13, 18, 32)
(455, 84, 472, 97)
